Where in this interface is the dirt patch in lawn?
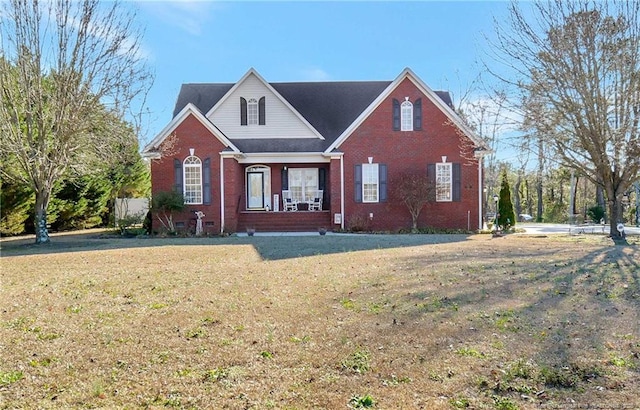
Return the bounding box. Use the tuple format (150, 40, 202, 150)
(1, 233, 639, 409)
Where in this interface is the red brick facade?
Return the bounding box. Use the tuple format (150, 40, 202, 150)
(150, 114, 226, 234)
(336, 78, 480, 231)
(147, 72, 484, 234)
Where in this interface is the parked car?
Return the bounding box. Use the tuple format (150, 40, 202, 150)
(519, 213, 533, 222)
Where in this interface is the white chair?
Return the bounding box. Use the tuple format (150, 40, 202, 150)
(308, 190, 323, 211)
(282, 190, 298, 211)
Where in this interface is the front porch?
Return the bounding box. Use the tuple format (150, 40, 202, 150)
(237, 210, 332, 232)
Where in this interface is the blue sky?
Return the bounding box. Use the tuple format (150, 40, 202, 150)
(135, 1, 513, 148)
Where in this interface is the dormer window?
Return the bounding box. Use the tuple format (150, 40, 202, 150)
(241, 96, 266, 126)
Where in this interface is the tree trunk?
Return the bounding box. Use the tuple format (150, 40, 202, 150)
(514, 173, 522, 216)
(526, 179, 533, 216)
(596, 185, 606, 223)
(536, 134, 544, 222)
(608, 197, 624, 240)
(34, 190, 51, 244)
(571, 175, 578, 215)
(411, 211, 419, 233)
(536, 177, 543, 222)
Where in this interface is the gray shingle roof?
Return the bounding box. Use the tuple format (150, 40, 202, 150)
(172, 81, 454, 153)
(173, 83, 234, 117)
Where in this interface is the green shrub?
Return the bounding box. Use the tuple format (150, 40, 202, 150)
(587, 205, 605, 223)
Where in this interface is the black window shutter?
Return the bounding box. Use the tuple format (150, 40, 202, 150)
(258, 96, 266, 125)
(174, 158, 183, 195)
(203, 158, 211, 205)
(414, 98, 422, 130)
(427, 163, 436, 201)
(281, 167, 288, 190)
(452, 163, 461, 202)
(319, 168, 327, 204)
(354, 164, 362, 203)
(379, 164, 387, 202)
(318, 168, 326, 191)
(240, 97, 247, 125)
(392, 99, 400, 131)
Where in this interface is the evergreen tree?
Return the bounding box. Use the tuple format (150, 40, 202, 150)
(498, 170, 516, 229)
(0, 178, 33, 235)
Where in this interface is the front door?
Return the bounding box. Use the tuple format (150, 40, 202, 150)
(247, 172, 265, 209)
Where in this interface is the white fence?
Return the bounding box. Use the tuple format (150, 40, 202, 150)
(114, 198, 149, 226)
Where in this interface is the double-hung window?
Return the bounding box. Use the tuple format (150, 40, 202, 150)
(362, 163, 379, 203)
(288, 168, 318, 202)
(355, 163, 387, 203)
(435, 162, 452, 202)
(183, 156, 203, 204)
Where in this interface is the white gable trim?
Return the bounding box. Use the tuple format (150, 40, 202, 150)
(205, 68, 325, 140)
(325, 67, 488, 153)
(141, 103, 240, 158)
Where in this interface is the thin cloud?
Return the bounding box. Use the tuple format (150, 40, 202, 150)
(138, 1, 220, 36)
(299, 67, 332, 82)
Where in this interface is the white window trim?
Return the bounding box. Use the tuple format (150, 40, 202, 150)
(362, 163, 379, 203)
(184, 156, 203, 205)
(288, 168, 318, 202)
(401, 99, 413, 131)
(245, 165, 271, 209)
(247, 98, 258, 125)
(436, 162, 452, 202)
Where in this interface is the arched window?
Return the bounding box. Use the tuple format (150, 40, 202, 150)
(247, 98, 259, 125)
(241, 96, 266, 125)
(401, 99, 413, 131)
(183, 156, 202, 204)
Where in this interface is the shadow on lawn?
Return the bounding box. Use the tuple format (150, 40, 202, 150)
(379, 239, 640, 405)
(0, 230, 473, 260)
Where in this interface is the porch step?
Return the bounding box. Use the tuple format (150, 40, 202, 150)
(237, 211, 332, 232)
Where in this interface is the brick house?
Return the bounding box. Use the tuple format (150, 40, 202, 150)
(142, 68, 489, 234)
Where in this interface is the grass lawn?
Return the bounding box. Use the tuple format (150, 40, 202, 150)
(1, 232, 639, 409)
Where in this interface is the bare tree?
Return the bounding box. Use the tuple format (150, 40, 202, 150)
(0, 0, 151, 243)
(392, 171, 434, 232)
(453, 82, 512, 222)
(489, 0, 640, 239)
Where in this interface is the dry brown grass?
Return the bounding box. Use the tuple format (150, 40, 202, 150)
(1, 232, 639, 409)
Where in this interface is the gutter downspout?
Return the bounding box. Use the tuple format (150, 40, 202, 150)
(478, 154, 483, 231)
(340, 155, 345, 230)
(220, 155, 225, 234)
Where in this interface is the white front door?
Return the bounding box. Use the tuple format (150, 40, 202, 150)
(246, 165, 272, 210)
(247, 172, 264, 209)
